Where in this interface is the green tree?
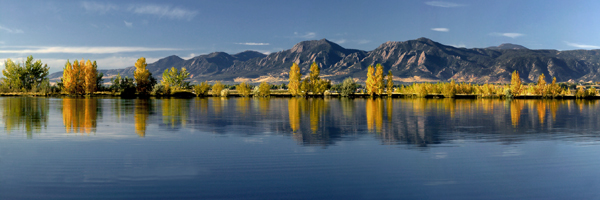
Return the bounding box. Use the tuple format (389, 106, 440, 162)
(161, 67, 190, 91)
(288, 63, 302, 96)
(340, 77, 357, 97)
(1, 56, 50, 91)
(110, 73, 122, 93)
(1, 59, 24, 90)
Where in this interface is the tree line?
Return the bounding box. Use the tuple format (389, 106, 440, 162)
(1, 56, 596, 98)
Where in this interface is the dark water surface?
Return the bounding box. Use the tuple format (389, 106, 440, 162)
(1, 97, 600, 199)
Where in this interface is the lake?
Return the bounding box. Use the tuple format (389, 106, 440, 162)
(1, 96, 600, 199)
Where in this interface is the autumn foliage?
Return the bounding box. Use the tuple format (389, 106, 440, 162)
(62, 59, 98, 95)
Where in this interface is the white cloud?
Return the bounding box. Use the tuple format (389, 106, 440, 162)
(332, 39, 346, 44)
(235, 42, 270, 46)
(0, 25, 24, 34)
(292, 32, 316, 39)
(490, 32, 524, 38)
(431, 28, 449, 32)
(124, 20, 133, 27)
(356, 39, 371, 44)
(81, 1, 119, 14)
(0, 41, 4, 44)
(0, 46, 183, 54)
(81, 2, 197, 21)
(1, 56, 160, 72)
(182, 53, 197, 59)
(425, 1, 466, 8)
(449, 43, 466, 48)
(129, 4, 198, 20)
(565, 42, 600, 49)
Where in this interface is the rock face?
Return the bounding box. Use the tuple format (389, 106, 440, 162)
(49, 38, 600, 83)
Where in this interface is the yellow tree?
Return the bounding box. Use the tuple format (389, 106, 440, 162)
(236, 82, 251, 97)
(365, 65, 376, 96)
(510, 70, 522, 96)
(134, 57, 151, 94)
(77, 60, 86, 94)
(536, 73, 547, 95)
(309, 62, 320, 94)
(212, 81, 224, 96)
(62, 61, 75, 94)
(386, 70, 394, 96)
(375, 64, 384, 95)
(257, 82, 271, 97)
(83, 60, 97, 94)
(288, 63, 302, 96)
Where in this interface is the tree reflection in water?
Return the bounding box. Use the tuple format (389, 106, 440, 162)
(161, 98, 189, 128)
(62, 98, 98, 134)
(288, 98, 301, 133)
(511, 100, 523, 127)
(134, 99, 152, 137)
(1, 97, 49, 138)
(366, 98, 383, 133)
(236, 97, 251, 116)
(4, 96, 599, 146)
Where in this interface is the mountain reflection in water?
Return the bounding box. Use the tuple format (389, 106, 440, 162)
(1, 97, 600, 145)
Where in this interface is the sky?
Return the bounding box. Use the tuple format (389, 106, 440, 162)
(2, 0, 600, 73)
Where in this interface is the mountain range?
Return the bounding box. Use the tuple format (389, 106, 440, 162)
(48, 37, 600, 84)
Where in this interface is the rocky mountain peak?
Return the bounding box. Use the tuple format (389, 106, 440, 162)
(291, 38, 343, 53)
(233, 50, 267, 61)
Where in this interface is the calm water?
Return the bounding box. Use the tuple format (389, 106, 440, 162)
(1, 97, 600, 199)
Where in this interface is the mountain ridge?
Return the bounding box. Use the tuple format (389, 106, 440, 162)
(49, 38, 600, 84)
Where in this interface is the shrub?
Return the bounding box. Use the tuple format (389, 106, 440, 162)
(212, 81, 224, 96)
(236, 82, 252, 97)
(256, 82, 271, 97)
(151, 84, 165, 96)
(221, 89, 230, 97)
(193, 82, 211, 97)
(340, 77, 357, 97)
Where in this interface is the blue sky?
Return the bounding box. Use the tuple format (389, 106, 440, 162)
(2, 0, 600, 73)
